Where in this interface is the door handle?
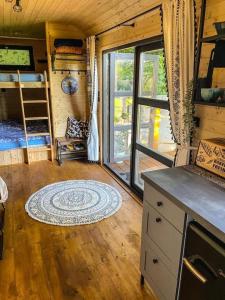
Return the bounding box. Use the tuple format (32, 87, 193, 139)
(183, 258, 207, 284)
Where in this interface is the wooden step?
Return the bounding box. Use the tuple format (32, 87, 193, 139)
(23, 100, 47, 104)
(27, 132, 50, 137)
(25, 117, 49, 121)
(27, 146, 52, 152)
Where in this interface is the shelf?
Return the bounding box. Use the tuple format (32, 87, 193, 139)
(201, 34, 225, 43)
(194, 100, 225, 107)
(53, 52, 86, 57)
(60, 149, 87, 155)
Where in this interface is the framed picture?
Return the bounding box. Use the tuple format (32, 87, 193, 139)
(0, 45, 35, 71)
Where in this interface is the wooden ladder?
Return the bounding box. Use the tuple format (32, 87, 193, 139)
(18, 70, 54, 164)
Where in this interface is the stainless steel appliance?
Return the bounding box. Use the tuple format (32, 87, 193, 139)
(179, 222, 225, 300)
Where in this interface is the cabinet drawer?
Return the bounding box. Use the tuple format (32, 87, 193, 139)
(142, 202, 183, 270)
(141, 236, 179, 278)
(144, 183, 185, 233)
(141, 238, 177, 300)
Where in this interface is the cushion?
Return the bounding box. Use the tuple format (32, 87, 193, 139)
(66, 117, 89, 139)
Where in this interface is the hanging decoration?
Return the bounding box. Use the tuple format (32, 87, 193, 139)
(61, 74, 78, 95)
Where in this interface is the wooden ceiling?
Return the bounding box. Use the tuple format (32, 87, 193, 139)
(0, 0, 161, 38)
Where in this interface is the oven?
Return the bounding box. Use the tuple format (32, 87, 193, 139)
(179, 222, 225, 300)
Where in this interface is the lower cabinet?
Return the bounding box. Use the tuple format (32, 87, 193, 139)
(140, 183, 185, 300)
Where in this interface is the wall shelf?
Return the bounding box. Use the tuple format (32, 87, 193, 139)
(194, 100, 225, 107)
(201, 34, 225, 43)
(51, 52, 86, 72)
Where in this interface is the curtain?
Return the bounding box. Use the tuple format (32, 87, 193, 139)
(162, 0, 196, 166)
(86, 36, 99, 162)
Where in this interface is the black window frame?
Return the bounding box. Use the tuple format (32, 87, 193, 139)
(102, 35, 175, 197)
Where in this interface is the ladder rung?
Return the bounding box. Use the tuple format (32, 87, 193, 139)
(27, 146, 52, 152)
(25, 117, 49, 121)
(23, 100, 47, 104)
(27, 132, 50, 137)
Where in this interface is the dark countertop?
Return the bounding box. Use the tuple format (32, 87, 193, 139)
(142, 167, 225, 243)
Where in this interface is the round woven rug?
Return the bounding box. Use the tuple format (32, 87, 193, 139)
(25, 180, 122, 226)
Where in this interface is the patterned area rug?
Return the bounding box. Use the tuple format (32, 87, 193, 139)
(25, 180, 122, 226)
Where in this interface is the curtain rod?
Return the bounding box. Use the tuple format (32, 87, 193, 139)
(95, 4, 162, 37)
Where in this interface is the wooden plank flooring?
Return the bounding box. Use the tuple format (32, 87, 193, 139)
(0, 161, 156, 300)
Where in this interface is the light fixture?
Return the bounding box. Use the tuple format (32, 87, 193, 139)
(13, 0, 22, 12)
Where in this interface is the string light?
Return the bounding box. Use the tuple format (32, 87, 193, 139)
(13, 0, 22, 12)
(5, 0, 23, 12)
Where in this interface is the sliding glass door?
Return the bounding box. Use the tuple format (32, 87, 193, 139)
(103, 47, 135, 185)
(103, 39, 176, 196)
(132, 43, 176, 192)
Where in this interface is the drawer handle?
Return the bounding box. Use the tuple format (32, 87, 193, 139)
(155, 217, 162, 223)
(152, 258, 158, 264)
(157, 201, 163, 207)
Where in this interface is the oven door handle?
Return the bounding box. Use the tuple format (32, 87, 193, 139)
(183, 258, 207, 284)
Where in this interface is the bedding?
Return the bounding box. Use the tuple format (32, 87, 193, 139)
(0, 120, 50, 151)
(0, 73, 44, 82)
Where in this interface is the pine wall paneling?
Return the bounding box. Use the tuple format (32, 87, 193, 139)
(0, 0, 161, 38)
(194, 0, 225, 150)
(45, 22, 88, 139)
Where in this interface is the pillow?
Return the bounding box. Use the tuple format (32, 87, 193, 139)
(66, 117, 89, 139)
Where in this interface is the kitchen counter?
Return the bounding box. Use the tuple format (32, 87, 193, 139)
(142, 167, 225, 243)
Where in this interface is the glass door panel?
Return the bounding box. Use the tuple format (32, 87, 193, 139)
(134, 150, 168, 189)
(132, 43, 175, 194)
(136, 105, 176, 160)
(138, 49, 168, 100)
(104, 48, 135, 185)
(103, 40, 175, 197)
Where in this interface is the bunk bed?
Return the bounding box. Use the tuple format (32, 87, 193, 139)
(0, 120, 50, 151)
(0, 71, 53, 165)
(0, 73, 49, 89)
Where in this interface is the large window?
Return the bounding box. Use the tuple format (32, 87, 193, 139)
(103, 37, 176, 196)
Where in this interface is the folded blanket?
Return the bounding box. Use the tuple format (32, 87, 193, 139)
(54, 39, 83, 48)
(55, 46, 83, 55)
(0, 178, 8, 203)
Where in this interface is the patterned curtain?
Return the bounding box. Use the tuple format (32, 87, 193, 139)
(162, 0, 196, 166)
(86, 36, 99, 162)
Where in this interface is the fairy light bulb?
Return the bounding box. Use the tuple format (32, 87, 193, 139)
(13, 0, 22, 12)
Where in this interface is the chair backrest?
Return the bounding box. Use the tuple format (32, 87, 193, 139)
(0, 178, 8, 203)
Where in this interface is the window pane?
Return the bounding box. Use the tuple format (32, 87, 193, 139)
(138, 49, 167, 100)
(136, 105, 176, 160)
(105, 47, 135, 185)
(134, 150, 168, 189)
(113, 96, 133, 161)
(115, 51, 134, 92)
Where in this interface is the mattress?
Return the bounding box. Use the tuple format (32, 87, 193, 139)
(0, 73, 44, 82)
(0, 120, 50, 151)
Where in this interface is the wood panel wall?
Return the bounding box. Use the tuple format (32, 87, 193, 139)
(45, 23, 88, 138)
(194, 0, 225, 149)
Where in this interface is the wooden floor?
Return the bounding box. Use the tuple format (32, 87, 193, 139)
(110, 158, 166, 174)
(0, 160, 156, 300)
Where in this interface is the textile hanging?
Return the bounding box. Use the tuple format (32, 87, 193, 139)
(162, 0, 196, 166)
(86, 36, 99, 162)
